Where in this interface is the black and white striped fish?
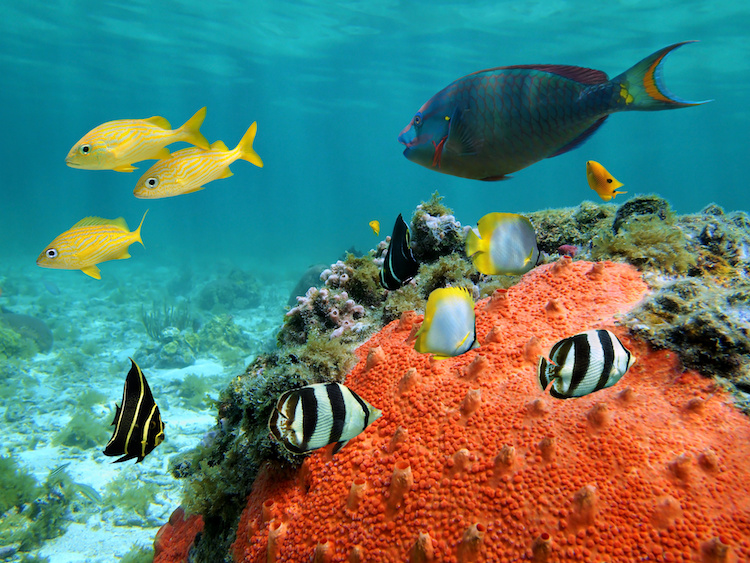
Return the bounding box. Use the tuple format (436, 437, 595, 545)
(104, 358, 165, 463)
(538, 329, 636, 399)
(380, 213, 419, 290)
(268, 382, 382, 455)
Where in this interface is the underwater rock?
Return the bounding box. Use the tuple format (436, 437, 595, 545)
(197, 269, 261, 312)
(529, 201, 616, 255)
(287, 263, 328, 307)
(0, 309, 53, 355)
(612, 194, 670, 234)
(410, 193, 468, 262)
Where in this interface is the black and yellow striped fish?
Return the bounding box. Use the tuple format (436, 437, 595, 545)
(380, 214, 420, 290)
(538, 329, 636, 399)
(268, 382, 381, 455)
(104, 359, 165, 463)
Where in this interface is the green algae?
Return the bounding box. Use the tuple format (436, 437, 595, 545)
(52, 409, 110, 451)
(341, 253, 382, 307)
(0, 323, 39, 360)
(103, 473, 160, 520)
(0, 456, 39, 514)
(120, 544, 154, 563)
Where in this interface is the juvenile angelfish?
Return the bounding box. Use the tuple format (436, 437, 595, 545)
(466, 212, 540, 275)
(104, 358, 165, 463)
(398, 42, 710, 181)
(133, 122, 263, 199)
(269, 382, 382, 455)
(380, 214, 419, 290)
(415, 287, 479, 360)
(538, 329, 636, 399)
(586, 161, 626, 201)
(36, 211, 147, 279)
(66, 107, 209, 172)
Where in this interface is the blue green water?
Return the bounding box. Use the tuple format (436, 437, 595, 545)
(2, 1, 747, 272)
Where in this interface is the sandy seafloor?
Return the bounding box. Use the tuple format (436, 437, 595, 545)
(0, 255, 298, 562)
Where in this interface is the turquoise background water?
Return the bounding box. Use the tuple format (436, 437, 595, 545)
(1, 1, 746, 276)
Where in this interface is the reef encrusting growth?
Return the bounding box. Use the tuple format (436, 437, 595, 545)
(156, 194, 750, 561)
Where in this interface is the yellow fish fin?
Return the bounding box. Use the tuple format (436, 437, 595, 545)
(154, 147, 171, 160)
(178, 107, 209, 149)
(470, 251, 496, 276)
(133, 210, 148, 247)
(113, 164, 137, 172)
(81, 265, 101, 279)
(182, 186, 206, 194)
(235, 122, 264, 168)
(72, 216, 129, 230)
(210, 140, 229, 151)
(465, 227, 485, 258)
(144, 116, 171, 130)
(114, 251, 131, 260)
(219, 167, 234, 179)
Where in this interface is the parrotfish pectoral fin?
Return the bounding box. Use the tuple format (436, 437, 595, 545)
(550, 116, 608, 157)
(446, 107, 482, 156)
(81, 265, 102, 279)
(612, 41, 713, 111)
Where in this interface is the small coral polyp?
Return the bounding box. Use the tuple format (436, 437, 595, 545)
(220, 260, 750, 562)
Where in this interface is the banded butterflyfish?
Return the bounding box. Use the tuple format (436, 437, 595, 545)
(103, 359, 165, 463)
(379, 213, 419, 290)
(268, 382, 381, 455)
(538, 329, 636, 399)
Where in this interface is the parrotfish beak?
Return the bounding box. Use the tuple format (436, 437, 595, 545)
(398, 125, 418, 160)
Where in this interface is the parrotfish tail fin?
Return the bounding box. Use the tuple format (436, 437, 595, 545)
(612, 41, 713, 111)
(134, 209, 149, 247)
(179, 107, 210, 149)
(236, 122, 264, 168)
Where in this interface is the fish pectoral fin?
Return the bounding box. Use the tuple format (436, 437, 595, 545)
(446, 107, 481, 156)
(81, 265, 102, 279)
(219, 167, 234, 179)
(154, 147, 171, 159)
(113, 164, 137, 172)
(182, 186, 205, 194)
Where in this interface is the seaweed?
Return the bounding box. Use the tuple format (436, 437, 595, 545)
(52, 409, 110, 451)
(120, 544, 154, 563)
(103, 473, 160, 521)
(141, 301, 194, 342)
(341, 253, 383, 307)
(0, 456, 40, 514)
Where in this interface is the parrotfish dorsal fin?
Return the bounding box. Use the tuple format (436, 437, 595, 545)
(500, 64, 609, 84)
(210, 140, 229, 151)
(144, 116, 171, 130)
(72, 216, 129, 230)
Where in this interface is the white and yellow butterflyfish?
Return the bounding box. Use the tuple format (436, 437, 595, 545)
(466, 212, 540, 276)
(414, 287, 479, 360)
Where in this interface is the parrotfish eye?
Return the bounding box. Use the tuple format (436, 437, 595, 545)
(45, 248, 58, 259)
(145, 177, 159, 189)
(79, 144, 91, 155)
(413, 112, 423, 127)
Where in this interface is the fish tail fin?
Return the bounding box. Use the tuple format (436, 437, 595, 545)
(465, 228, 485, 259)
(134, 209, 148, 247)
(612, 41, 712, 111)
(235, 122, 264, 168)
(179, 107, 210, 149)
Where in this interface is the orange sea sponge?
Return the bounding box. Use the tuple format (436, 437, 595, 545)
(164, 260, 750, 562)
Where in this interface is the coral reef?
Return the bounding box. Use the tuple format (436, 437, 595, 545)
(0, 310, 54, 355)
(224, 260, 750, 562)
(197, 269, 262, 313)
(410, 192, 469, 262)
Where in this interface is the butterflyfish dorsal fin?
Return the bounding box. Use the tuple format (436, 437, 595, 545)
(210, 140, 229, 151)
(71, 216, 130, 231)
(144, 116, 171, 130)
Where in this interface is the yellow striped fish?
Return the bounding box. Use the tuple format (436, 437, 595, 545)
(66, 107, 210, 172)
(133, 122, 263, 199)
(36, 211, 148, 279)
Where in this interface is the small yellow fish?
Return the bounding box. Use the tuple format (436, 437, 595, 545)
(414, 287, 478, 360)
(369, 220, 380, 236)
(36, 211, 148, 279)
(586, 160, 626, 202)
(66, 108, 210, 172)
(133, 122, 263, 199)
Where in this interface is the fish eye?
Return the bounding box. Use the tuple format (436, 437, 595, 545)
(79, 144, 90, 155)
(45, 248, 58, 259)
(606, 178, 613, 183)
(145, 177, 159, 189)
(414, 112, 423, 126)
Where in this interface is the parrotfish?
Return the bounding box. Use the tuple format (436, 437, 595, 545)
(379, 214, 419, 290)
(398, 42, 710, 181)
(586, 160, 626, 201)
(104, 358, 165, 463)
(36, 211, 147, 279)
(414, 287, 479, 360)
(66, 107, 209, 172)
(538, 329, 636, 399)
(269, 382, 382, 455)
(466, 212, 539, 275)
(133, 122, 263, 199)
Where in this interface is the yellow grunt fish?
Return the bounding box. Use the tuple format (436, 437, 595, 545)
(586, 160, 626, 201)
(36, 211, 148, 279)
(133, 122, 263, 199)
(66, 108, 210, 172)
